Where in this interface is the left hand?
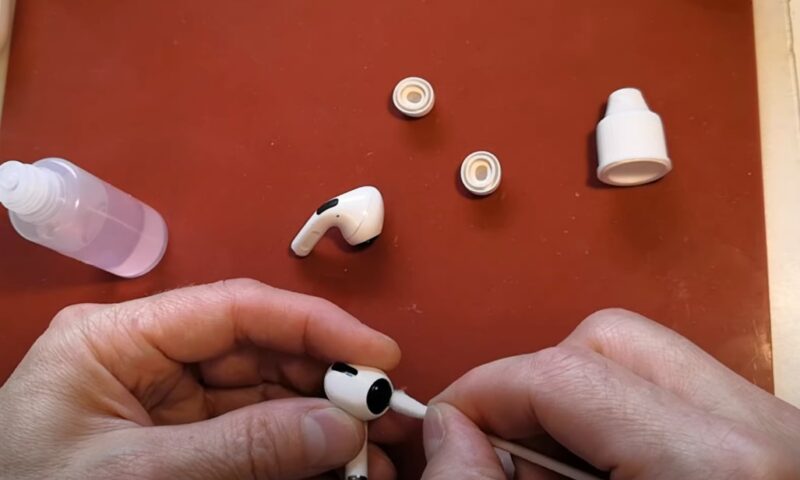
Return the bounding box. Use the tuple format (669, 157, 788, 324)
(0, 278, 403, 480)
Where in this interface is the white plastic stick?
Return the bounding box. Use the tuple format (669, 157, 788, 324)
(390, 390, 429, 418)
(487, 436, 601, 480)
(390, 391, 601, 480)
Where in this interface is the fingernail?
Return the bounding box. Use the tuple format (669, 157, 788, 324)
(423, 405, 446, 458)
(303, 408, 362, 466)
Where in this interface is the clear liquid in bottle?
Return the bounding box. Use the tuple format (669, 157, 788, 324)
(0, 158, 168, 277)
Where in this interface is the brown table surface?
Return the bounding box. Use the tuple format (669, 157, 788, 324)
(0, 1, 769, 477)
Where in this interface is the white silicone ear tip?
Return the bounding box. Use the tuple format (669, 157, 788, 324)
(596, 88, 672, 187)
(460, 151, 502, 196)
(393, 77, 435, 118)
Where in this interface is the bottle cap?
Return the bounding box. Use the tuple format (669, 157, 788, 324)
(392, 77, 435, 118)
(461, 151, 502, 196)
(0, 160, 62, 222)
(596, 88, 671, 186)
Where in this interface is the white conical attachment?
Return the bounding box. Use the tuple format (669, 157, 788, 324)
(605, 88, 649, 115)
(389, 390, 428, 419)
(0, 160, 62, 223)
(596, 88, 672, 187)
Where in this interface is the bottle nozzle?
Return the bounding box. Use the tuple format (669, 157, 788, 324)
(605, 88, 650, 116)
(0, 160, 62, 223)
(0, 167, 19, 191)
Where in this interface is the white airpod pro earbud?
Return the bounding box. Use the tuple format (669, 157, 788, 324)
(324, 363, 393, 480)
(325, 363, 394, 421)
(323, 363, 428, 480)
(291, 186, 384, 257)
(323, 362, 601, 480)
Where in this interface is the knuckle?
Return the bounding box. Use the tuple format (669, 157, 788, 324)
(308, 295, 338, 313)
(580, 308, 638, 333)
(50, 304, 94, 328)
(576, 309, 656, 351)
(219, 278, 270, 295)
(531, 346, 593, 376)
(526, 346, 604, 395)
(99, 301, 149, 338)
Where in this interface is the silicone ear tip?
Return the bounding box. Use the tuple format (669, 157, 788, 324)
(393, 77, 435, 118)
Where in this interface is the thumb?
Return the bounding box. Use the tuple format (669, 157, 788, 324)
(421, 404, 507, 480)
(141, 398, 364, 480)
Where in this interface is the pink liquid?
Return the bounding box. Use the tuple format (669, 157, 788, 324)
(9, 158, 168, 278)
(69, 185, 168, 277)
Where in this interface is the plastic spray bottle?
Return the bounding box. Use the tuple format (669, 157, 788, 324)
(0, 157, 168, 277)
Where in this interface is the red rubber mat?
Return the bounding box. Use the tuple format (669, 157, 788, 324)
(0, 1, 767, 477)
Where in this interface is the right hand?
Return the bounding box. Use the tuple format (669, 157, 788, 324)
(421, 309, 800, 479)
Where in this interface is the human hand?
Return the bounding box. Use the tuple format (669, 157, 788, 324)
(0, 278, 403, 480)
(421, 309, 800, 479)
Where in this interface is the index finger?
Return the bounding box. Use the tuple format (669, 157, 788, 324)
(81, 278, 401, 370)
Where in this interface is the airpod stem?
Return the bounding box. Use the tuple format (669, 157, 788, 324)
(389, 390, 428, 419)
(344, 423, 369, 480)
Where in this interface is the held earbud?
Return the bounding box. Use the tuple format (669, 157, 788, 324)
(324, 362, 394, 421)
(323, 363, 427, 480)
(324, 363, 395, 480)
(323, 362, 601, 480)
(291, 186, 384, 257)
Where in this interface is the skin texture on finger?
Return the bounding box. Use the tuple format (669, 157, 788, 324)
(0, 323, 155, 427)
(150, 350, 328, 424)
(0, 337, 144, 480)
(367, 443, 398, 480)
(433, 347, 800, 478)
(421, 404, 506, 480)
(561, 309, 800, 445)
(200, 348, 327, 394)
(49, 303, 106, 326)
(119, 279, 400, 366)
(150, 381, 304, 425)
(100, 398, 365, 480)
(198, 345, 265, 387)
(70, 279, 400, 409)
(203, 383, 299, 418)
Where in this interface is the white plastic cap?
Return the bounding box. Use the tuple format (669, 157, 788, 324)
(0, 160, 62, 223)
(596, 88, 671, 186)
(392, 77, 435, 118)
(461, 151, 502, 196)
